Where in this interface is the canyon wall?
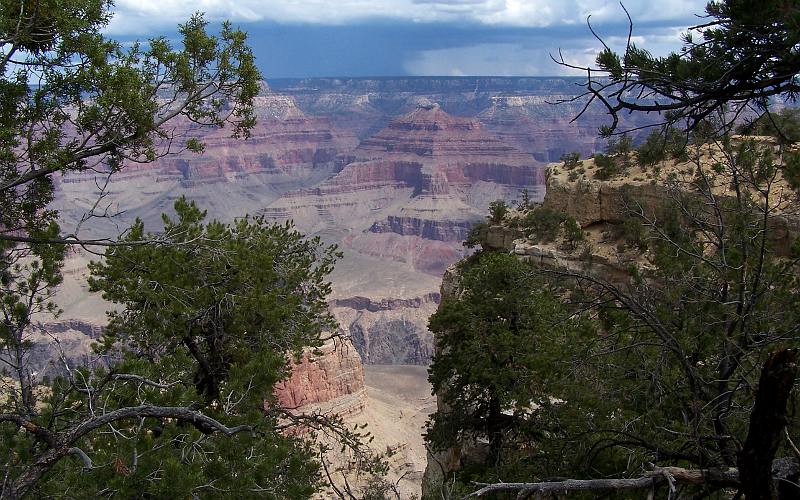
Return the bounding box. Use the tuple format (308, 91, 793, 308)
(275, 339, 367, 415)
(52, 77, 649, 370)
(262, 102, 542, 364)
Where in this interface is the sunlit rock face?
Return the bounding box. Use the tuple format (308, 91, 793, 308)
(274, 339, 367, 416)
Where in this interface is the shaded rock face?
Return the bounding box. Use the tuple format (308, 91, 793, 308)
(368, 216, 472, 241)
(331, 294, 441, 365)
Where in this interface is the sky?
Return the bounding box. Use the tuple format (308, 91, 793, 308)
(106, 0, 710, 78)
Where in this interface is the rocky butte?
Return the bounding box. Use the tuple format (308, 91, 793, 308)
(263, 101, 543, 365)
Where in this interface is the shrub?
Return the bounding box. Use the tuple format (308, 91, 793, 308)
(618, 217, 648, 251)
(784, 150, 800, 189)
(637, 130, 668, 168)
(516, 188, 533, 210)
(523, 207, 566, 243)
(488, 200, 509, 224)
(563, 217, 584, 250)
(561, 152, 583, 170)
(593, 154, 622, 180)
(464, 222, 489, 248)
(740, 108, 800, 144)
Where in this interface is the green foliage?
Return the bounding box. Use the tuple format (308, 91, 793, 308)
(560, 152, 583, 170)
(426, 252, 594, 482)
(521, 207, 565, 243)
(612, 216, 648, 252)
(583, 140, 800, 477)
(12, 198, 342, 498)
(742, 108, 800, 144)
(89, 198, 340, 402)
(593, 135, 634, 179)
(607, 134, 632, 163)
(784, 150, 800, 189)
(434, 139, 800, 496)
(487, 200, 509, 224)
(592, 153, 621, 180)
(0, 2, 260, 243)
(637, 130, 668, 168)
(463, 222, 489, 249)
(563, 217, 584, 249)
(636, 126, 691, 168)
(46, 426, 321, 499)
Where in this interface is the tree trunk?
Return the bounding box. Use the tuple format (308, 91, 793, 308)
(738, 348, 798, 500)
(487, 395, 503, 467)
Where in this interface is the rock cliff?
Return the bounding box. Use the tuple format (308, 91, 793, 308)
(275, 339, 367, 415)
(54, 90, 357, 235)
(331, 294, 440, 365)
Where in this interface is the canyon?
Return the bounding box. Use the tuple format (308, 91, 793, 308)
(40, 77, 645, 496)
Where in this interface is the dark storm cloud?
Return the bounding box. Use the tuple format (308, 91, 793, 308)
(106, 0, 708, 77)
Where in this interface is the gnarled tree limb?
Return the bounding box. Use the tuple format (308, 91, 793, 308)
(464, 467, 739, 498)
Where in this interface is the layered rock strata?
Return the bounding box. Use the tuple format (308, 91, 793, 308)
(264, 103, 543, 364)
(275, 339, 367, 415)
(54, 91, 357, 234)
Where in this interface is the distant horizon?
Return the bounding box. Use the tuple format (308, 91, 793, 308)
(266, 75, 586, 80)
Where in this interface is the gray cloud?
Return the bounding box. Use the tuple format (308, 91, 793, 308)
(103, 0, 707, 77)
(107, 0, 707, 34)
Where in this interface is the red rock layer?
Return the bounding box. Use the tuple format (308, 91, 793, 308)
(358, 105, 530, 162)
(60, 94, 357, 187)
(274, 338, 366, 414)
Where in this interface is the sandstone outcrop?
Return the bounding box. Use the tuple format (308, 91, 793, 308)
(275, 339, 367, 415)
(544, 144, 800, 255)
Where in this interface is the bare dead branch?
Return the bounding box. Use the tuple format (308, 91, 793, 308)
(463, 467, 739, 498)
